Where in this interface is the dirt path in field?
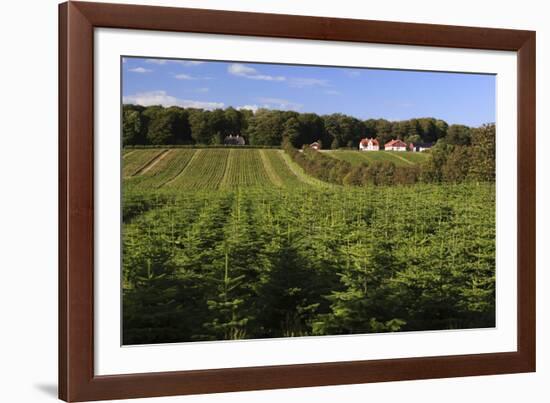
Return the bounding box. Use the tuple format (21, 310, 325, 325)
(386, 152, 414, 165)
(134, 149, 171, 176)
(123, 150, 136, 159)
(259, 150, 283, 187)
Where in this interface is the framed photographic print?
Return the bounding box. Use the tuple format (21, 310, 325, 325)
(59, 1, 536, 401)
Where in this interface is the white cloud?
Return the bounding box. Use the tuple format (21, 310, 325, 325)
(237, 105, 259, 113)
(257, 97, 302, 111)
(145, 59, 168, 65)
(228, 63, 286, 81)
(175, 61, 205, 66)
(123, 90, 224, 109)
(146, 59, 205, 66)
(228, 63, 255, 75)
(289, 77, 329, 88)
(128, 67, 152, 73)
(174, 73, 212, 80)
(227, 64, 330, 88)
(238, 99, 301, 112)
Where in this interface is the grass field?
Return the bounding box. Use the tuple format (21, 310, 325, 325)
(324, 150, 430, 167)
(122, 147, 495, 345)
(123, 148, 318, 191)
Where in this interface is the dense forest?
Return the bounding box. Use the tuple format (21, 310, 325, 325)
(123, 104, 480, 149)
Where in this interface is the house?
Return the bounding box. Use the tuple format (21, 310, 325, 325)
(359, 138, 379, 151)
(409, 142, 433, 152)
(384, 139, 408, 151)
(310, 141, 321, 150)
(224, 134, 246, 145)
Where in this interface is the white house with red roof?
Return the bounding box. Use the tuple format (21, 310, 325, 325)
(359, 138, 379, 151)
(310, 141, 321, 150)
(384, 139, 408, 151)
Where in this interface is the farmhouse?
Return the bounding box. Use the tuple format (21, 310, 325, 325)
(409, 142, 433, 152)
(310, 141, 321, 150)
(224, 134, 246, 145)
(359, 138, 379, 151)
(384, 139, 408, 151)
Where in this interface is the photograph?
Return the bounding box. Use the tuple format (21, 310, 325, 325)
(121, 56, 496, 346)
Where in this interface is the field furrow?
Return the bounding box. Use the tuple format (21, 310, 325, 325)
(259, 150, 283, 187)
(123, 148, 166, 177)
(262, 150, 309, 188)
(164, 149, 229, 190)
(135, 149, 172, 175)
(125, 149, 197, 190)
(220, 149, 272, 189)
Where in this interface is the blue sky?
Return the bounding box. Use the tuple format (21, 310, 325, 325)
(122, 57, 495, 127)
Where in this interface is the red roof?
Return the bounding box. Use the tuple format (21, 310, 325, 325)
(385, 139, 407, 147)
(360, 138, 379, 146)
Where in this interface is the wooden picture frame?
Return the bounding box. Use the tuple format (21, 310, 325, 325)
(59, 1, 536, 401)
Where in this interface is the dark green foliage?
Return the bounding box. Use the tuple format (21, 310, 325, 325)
(283, 142, 421, 186)
(298, 113, 326, 147)
(146, 107, 191, 145)
(343, 164, 369, 186)
(122, 106, 146, 146)
(442, 146, 471, 182)
(282, 116, 301, 147)
(468, 124, 496, 182)
(245, 109, 288, 146)
(419, 124, 495, 184)
(122, 182, 496, 344)
(323, 113, 365, 149)
(188, 109, 212, 144)
(445, 124, 472, 145)
(123, 104, 489, 155)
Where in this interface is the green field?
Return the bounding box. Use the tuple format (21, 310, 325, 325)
(324, 150, 430, 167)
(123, 148, 317, 191)
(122, 147, 495, 345)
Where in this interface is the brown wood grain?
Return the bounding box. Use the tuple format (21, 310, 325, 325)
(58, 1, 536, 401)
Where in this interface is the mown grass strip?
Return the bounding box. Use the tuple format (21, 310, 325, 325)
(123, 149, 166, 177)
(325, 150, 428, 167)
(384, 152, 415, 166)
(134, 149, 172, 176)
(259, 150, 283, 187)
(125, 149, 197, 191)
(263, 150, 307, 188)
(280, 151, 333, 188)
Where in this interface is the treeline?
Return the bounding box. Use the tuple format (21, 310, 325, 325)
(123, 104, 481, 149)
(285, 124, 495, 185)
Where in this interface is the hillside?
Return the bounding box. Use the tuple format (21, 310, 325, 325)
(324, 150, 430, 167)
(123, 148, 323, 191)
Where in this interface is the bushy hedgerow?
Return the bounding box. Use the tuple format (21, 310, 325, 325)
(283, 141, 421, 186)
(284, 123, 495, 187)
